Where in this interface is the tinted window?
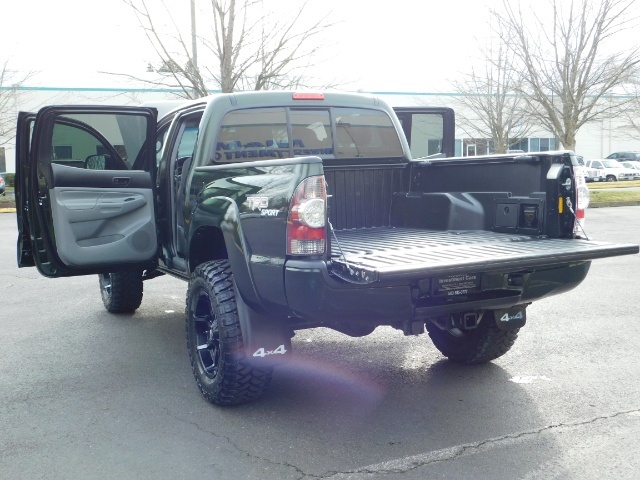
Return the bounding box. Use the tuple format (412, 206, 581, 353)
(177, 127, 198, 158)
(333, 108, 402, 158)
(51, 123, 110, 169)
(214, 108, 289, 163)
(212, 106, 403, 163)
(155, 124, 170, 167)
(290, 109, 333, 157)
(52, 113, 149, 171)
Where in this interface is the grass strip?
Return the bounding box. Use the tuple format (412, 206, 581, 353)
(590, 190, 640, 203)
(588, 180, 640, 189)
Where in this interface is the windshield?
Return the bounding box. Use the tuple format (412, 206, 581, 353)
(602, 160, 623, 168)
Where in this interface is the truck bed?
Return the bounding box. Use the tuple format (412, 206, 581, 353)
(329, 227, 638, 283)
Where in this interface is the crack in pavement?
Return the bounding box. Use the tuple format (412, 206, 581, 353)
(159, 407, 640, 479)
(316, 408, 640, 479)
(165, 410, 315, 479)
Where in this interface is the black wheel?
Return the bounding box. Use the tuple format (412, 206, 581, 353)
(606, 175, 617, 182)
(186, 260, 273, 406)
(426, 311, 519, 364)
(99, 271, 143, 313)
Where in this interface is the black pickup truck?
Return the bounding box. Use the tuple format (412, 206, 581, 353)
(15, 91, 639, 405)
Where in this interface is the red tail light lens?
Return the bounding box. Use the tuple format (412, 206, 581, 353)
(292, 92, 325, 100)
(287, 176, 326, 255)
(574, 174, 590, 235)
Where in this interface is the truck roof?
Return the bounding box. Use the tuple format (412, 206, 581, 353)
(144, 91, 393, 121)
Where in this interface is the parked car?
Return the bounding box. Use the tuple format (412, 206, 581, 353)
(621, 160, 640, 172)
(575, 156, 604, 182)
(606, 151, 640, 162)
(584, 159, 638, 181)
(0, 173, 6, 196)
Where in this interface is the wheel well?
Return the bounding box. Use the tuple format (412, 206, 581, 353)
(189, 226, 228, 270)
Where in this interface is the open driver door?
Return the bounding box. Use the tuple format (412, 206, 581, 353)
(15, 106, 158, 277)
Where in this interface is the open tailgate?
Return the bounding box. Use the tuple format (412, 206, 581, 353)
(329, 228, 639, 284)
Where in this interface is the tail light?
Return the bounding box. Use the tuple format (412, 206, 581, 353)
(574, 172, 590, 234)
(287, 176, 326, 255)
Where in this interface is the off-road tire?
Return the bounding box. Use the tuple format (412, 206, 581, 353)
(426, 311, 519, 364)
(186, 260, 273, 406)
(99, 271, 143, 313)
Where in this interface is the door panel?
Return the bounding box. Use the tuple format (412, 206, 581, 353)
(50, 187, 156, 266)
(26, 105, 158, 277)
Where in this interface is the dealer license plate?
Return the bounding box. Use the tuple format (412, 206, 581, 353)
(432, 273, 481, 296)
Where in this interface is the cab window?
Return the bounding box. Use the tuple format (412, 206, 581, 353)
(211, 106, 403, 163)
(171, 113, 202, 182)
(290, 109, 333, 157)
(213, 108, 289, 163)
(50, 113, 149, 171)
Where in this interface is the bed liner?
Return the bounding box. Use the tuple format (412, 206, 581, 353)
(329, 227, 639, 283)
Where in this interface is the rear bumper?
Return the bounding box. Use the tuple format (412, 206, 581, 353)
(284, 259, 591, 327)
(284, 260, 415, 324)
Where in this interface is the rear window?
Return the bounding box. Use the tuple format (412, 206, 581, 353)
(214, 108, 289, 163)
(212, 106, 403, 163)
(290, 109, 333, 157)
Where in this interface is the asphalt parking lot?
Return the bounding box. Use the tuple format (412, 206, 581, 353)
(1, 207, 639, 479)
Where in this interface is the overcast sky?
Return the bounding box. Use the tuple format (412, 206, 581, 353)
(2, 0, 505, 93)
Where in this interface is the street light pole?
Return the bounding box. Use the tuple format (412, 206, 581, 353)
(191, 0, 198, 69)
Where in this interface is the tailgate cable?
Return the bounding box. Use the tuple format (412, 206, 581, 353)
(565, 197, 590, 240)
(328, 220, 351, 270)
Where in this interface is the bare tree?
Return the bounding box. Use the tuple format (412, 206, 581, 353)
(451, 34, 536, 154)
(494, 0, 640, 151)
(116, 0, 336, 98)
(0, 60, 34, 147)
(616, 78, 640, 138)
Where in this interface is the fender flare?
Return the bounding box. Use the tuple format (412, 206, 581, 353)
(190, 196, 260, 308)
(190, 198, 292, 367)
